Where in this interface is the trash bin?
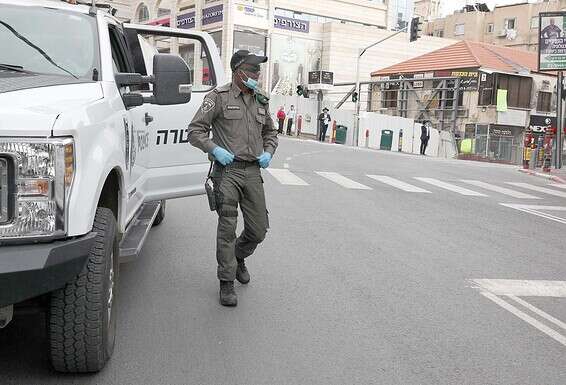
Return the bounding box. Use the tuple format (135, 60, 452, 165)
(335, 125, 348, 144)
(380, 130, 393, 150)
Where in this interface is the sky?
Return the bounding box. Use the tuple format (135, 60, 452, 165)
(441, 0, 538, 16)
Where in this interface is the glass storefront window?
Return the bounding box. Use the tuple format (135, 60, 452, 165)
(270, 34, 322, 95)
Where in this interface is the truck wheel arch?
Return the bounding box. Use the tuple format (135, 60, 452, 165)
(97, 168, 124, 229)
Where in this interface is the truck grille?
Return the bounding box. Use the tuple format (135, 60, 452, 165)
(0, 157, 13, 224)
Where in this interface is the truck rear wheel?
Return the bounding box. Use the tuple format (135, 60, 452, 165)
(47, 207, 119, 373)
(152, 200, 166, 227)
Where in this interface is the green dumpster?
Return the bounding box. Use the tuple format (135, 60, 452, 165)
(380, 130, 393, 150)
(335, 125, 348, 144)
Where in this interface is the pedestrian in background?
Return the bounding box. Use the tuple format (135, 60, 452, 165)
(277, 106, 286, 134)
(286, 105, 296, 136)
(188, 50, 278, 307)
(318, 107, 331, 142)
(420, 122, 430, 155)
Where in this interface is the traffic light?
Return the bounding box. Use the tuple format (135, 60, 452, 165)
(409, 17, 422, 42)
(296, 85, 309, 98)
(352, 91, 358, 103)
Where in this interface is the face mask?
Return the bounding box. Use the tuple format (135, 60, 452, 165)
(238, 69, 258, 91)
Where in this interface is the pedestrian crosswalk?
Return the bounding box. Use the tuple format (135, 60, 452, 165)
(264, 168, 566, 201)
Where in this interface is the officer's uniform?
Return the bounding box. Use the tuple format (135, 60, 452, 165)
(187, 82, 278, 282)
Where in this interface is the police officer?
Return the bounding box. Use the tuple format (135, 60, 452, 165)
(187, 50, 278, 307)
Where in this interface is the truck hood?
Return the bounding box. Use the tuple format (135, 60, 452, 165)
(0, 83, 104, 137)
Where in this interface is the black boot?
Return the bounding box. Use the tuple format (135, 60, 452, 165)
(236, 260, 250, 284)
(219, 280, 237, 306)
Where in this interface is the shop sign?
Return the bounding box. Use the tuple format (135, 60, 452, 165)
(235, 3, 268, 19)
(489, 125, 517, 137)
(321, 71, 333, 85)
(434, 70, 479, 90)
(274, 15, 309, 33)
(203, 4, 223, 25)
(529, 115, 557, 133)
(177, 11, 195, 29)
(308, 71, 321, 84)
(538, 12, 566, 70)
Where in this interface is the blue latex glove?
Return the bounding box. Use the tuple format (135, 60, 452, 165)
(257, 151, 272, 168)
(212, 146, 234, 166)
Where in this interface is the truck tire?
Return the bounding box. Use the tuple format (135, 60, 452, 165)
(152, 200, 166, 227)
(47, 207, 119, 373)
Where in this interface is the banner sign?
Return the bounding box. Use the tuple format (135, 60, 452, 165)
(434, 70, 479, 90)
(529, 115, 557, 133)
(177, 11, 195, 29)
(274, 15, 309, 33)
(203, 4, 223, 25)
(539, 12, 566, 70)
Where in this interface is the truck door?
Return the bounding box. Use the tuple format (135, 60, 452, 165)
(123, 25, 225, 202)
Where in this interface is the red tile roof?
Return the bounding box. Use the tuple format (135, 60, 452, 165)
(371, 40, 541, 77)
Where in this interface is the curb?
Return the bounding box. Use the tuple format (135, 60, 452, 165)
(518, 168, 566, 184)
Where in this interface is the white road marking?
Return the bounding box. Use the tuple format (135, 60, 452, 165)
(480, 292, 566, 347)
(472, 279, 566, 297)
(508, 295, 566, 331)
(549, 183, 566, 189)
(266, 168, 309, 186)
(316, 172, 372, 190)
(460, 180, 541, 199)
(367, 175, 431, 193)
(285, 157, 292, 161)
(413, 177, 487, 196)
(500, 204, 566, 225)
(506, 183, 566, 198)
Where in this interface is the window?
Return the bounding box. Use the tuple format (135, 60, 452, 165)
(108, 26, 130, 74)
(495, 74, 532, 108)
(537, 91, 552, 112)
(137, 4, 149, 23)
(454, 24, 465, 36)
(505, 18, 516, 30)
(487, 23, 494, 33)
(434, 29, 444, 37)
(531, 16, 539, 29)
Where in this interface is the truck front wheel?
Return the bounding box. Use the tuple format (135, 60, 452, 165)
(47, 207, 119, 373)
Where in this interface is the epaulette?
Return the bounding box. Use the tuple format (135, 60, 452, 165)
(214, 83, 231, 93)
(254, 87, 270, 105)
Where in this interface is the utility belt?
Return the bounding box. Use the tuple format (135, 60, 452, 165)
(214, 159, 259, 170)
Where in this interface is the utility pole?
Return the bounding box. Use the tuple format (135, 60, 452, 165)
(353, 17, 421, 146)
(557, 71, 564, 169)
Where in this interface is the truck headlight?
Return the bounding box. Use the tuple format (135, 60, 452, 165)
(0, 138, 75, 240)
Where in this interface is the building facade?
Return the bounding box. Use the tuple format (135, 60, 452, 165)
(387, 0, 414, 31)
(424, 0, 566, 52)
(103, 0, 453, 100)
(413, 0, 440, 22)
(370, 41, 560, 164)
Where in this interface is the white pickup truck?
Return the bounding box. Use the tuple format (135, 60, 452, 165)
(0, 0, 225, 372)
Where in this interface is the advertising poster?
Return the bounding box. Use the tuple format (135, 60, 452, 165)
(539, 12, 566, 70)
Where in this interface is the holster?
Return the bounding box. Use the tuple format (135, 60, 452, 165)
(204, 162, 216, 211)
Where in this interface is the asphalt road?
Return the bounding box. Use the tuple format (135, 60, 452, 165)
(2, 137, 566, 384)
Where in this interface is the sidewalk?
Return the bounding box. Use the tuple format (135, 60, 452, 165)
(518, 167, 566, 184)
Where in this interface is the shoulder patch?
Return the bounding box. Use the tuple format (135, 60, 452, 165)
(201, 97, 216, 113)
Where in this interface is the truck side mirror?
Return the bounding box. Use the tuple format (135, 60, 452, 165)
(151, 54, 192, 105)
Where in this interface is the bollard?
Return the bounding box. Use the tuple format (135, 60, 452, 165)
(365, 129, 369, 148)
(331, 120, 337, 143)
(297, 115, 302, 137)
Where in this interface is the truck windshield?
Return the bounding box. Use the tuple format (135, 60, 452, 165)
(0, 5, 99, 80)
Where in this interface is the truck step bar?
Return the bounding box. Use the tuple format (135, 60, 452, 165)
(118, 201, 161, 263)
